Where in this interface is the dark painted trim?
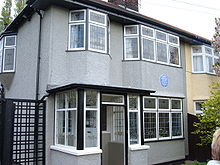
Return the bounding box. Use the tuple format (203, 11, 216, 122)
(47, 83, 155, 95)
(77, 89, 84, 150)
(140, 95, 144, 145)
(124, 94, 128, 165)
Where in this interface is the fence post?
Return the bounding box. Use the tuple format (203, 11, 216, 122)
(2, 100, 14, 165)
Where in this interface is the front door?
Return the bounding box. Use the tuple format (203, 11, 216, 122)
(101, 106, 125, 165)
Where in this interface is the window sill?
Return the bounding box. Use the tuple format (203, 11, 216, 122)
(50, 145, 102, 156)
(144, 137, 184, 143)
(192, 72, 217, 76)
(129, 145, 150, 151)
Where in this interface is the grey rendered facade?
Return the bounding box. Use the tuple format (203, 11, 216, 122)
(0, 0, 211, 164)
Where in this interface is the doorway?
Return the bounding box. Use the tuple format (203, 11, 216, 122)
(101, 106, 125, 165)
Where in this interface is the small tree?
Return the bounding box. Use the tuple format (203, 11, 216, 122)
(193, 82, 220, 146)
(213, 18, 220, 76)
(14, 0, 26, 17)
(0, 0, 13, 32)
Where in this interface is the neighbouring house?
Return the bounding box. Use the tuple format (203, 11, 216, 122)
(0, 0, 216, 165)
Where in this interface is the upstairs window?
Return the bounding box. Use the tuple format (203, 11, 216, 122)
(124, 25, 180, 67)
(192, 46, 218, 74)
(0, 35, 16, 73)
(68, 9, 107, 53)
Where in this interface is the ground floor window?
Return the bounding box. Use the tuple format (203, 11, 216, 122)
(55, 90, 77, 147)
(194, 100, 204, 114)
(143, 97, 183, 141)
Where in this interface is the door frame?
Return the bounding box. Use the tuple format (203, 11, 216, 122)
(100, 92, 128, 165)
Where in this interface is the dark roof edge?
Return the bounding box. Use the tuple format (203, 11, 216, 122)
(47, 83, 155, 95)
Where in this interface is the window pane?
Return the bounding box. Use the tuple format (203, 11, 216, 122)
(159, 113, 170, 138)
(129, 112, 139, 144)
(195, 102, 203, 111)
(193, 56, 203, 72)
(125, 38, 138, 59)
(86, 90, 98, 108)
(67, 111, 77, 146)
(125, 26, 138, 35)
(102, 94, 124, 104)
(142, 26, 154, 37)
(156, 31, 166, 41)
(129, 96, 138, 110)
(70, 11, 85, 21)
(5, 36, 16, 46)
(143, 38, 155, 60)
(144, 113, 156, 139)
(144, 98, 156, 109)
(171, 100, 181, 110)
(158, 99, 169, 109)
(169, 35, 179, 45)
(172, 113, 182, 137)
(205, 47, 212, 55)
(85, 111, 97, 147)
(90, 11, 106, 25)
(206, 56, 213, 72)
(57, 111, 65, 145)
(157, 42, 167, 63)
(67, 90, 76, 108)
(169, 46, 179, 65)
(4, 48, 15, 71)
(57, 93, 65, 109)
(90, 25, 106, 51)
(192, 46, 202, 53)
(69, 24, 84, 49)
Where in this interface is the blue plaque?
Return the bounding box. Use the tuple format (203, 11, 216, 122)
(160, 75, 168, 87)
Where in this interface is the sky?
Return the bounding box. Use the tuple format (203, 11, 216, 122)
(0, 0, 220, 40)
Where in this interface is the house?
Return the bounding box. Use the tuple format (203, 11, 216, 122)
(0, 0, 216, 165)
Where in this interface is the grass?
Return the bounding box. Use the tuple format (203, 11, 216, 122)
(185, 162, 207, 165)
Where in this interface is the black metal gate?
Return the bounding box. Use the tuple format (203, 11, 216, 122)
(0, 99, 46, 165)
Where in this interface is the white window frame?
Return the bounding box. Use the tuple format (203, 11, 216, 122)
(84, 90, 100, 149)
(88, 23, 107, 53)
(171, 99, 182, 112)
(168, 34, 179, 46)
(0, 39, 3, 73)
(54, 90, 78, 149)
(124, 36, 140, 60)
(89, 10, 107, 26)
(68, 23, 86, 51)
(143, 96, 157, 111)
(156, 40, 168, 64)
(158, 98, 170, 111)
(128, 95, 141, 146)
(142, 37, 156, 62)
(141, 25, 155, 39)
(194, 100, 204, 114)
(69, 9, 86, 23)
(158, 112, 171, 140)
(124, 25, 139, 36)
(155, 30, 167, 42)
(143, 111, 158, 141)
(3, 35, 17, 73)
(102, 94, 124, 105)
(168, 44, 181, 67)
(171, 112, 183, 139)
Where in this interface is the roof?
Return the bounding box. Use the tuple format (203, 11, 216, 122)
(1, 0, 211, 46)
(47, 83, 155, 95)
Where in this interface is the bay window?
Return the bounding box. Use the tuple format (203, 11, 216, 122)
(192, 45, 218, 74)
(124, 25, 180, 66)
(0, 35, 17, 73)
(55, 90, 77, 147)
(68, 9, 107, 53)
(143, 97, 183, 141)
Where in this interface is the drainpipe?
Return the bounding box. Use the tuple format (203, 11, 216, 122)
(35, 9, 43, 101)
